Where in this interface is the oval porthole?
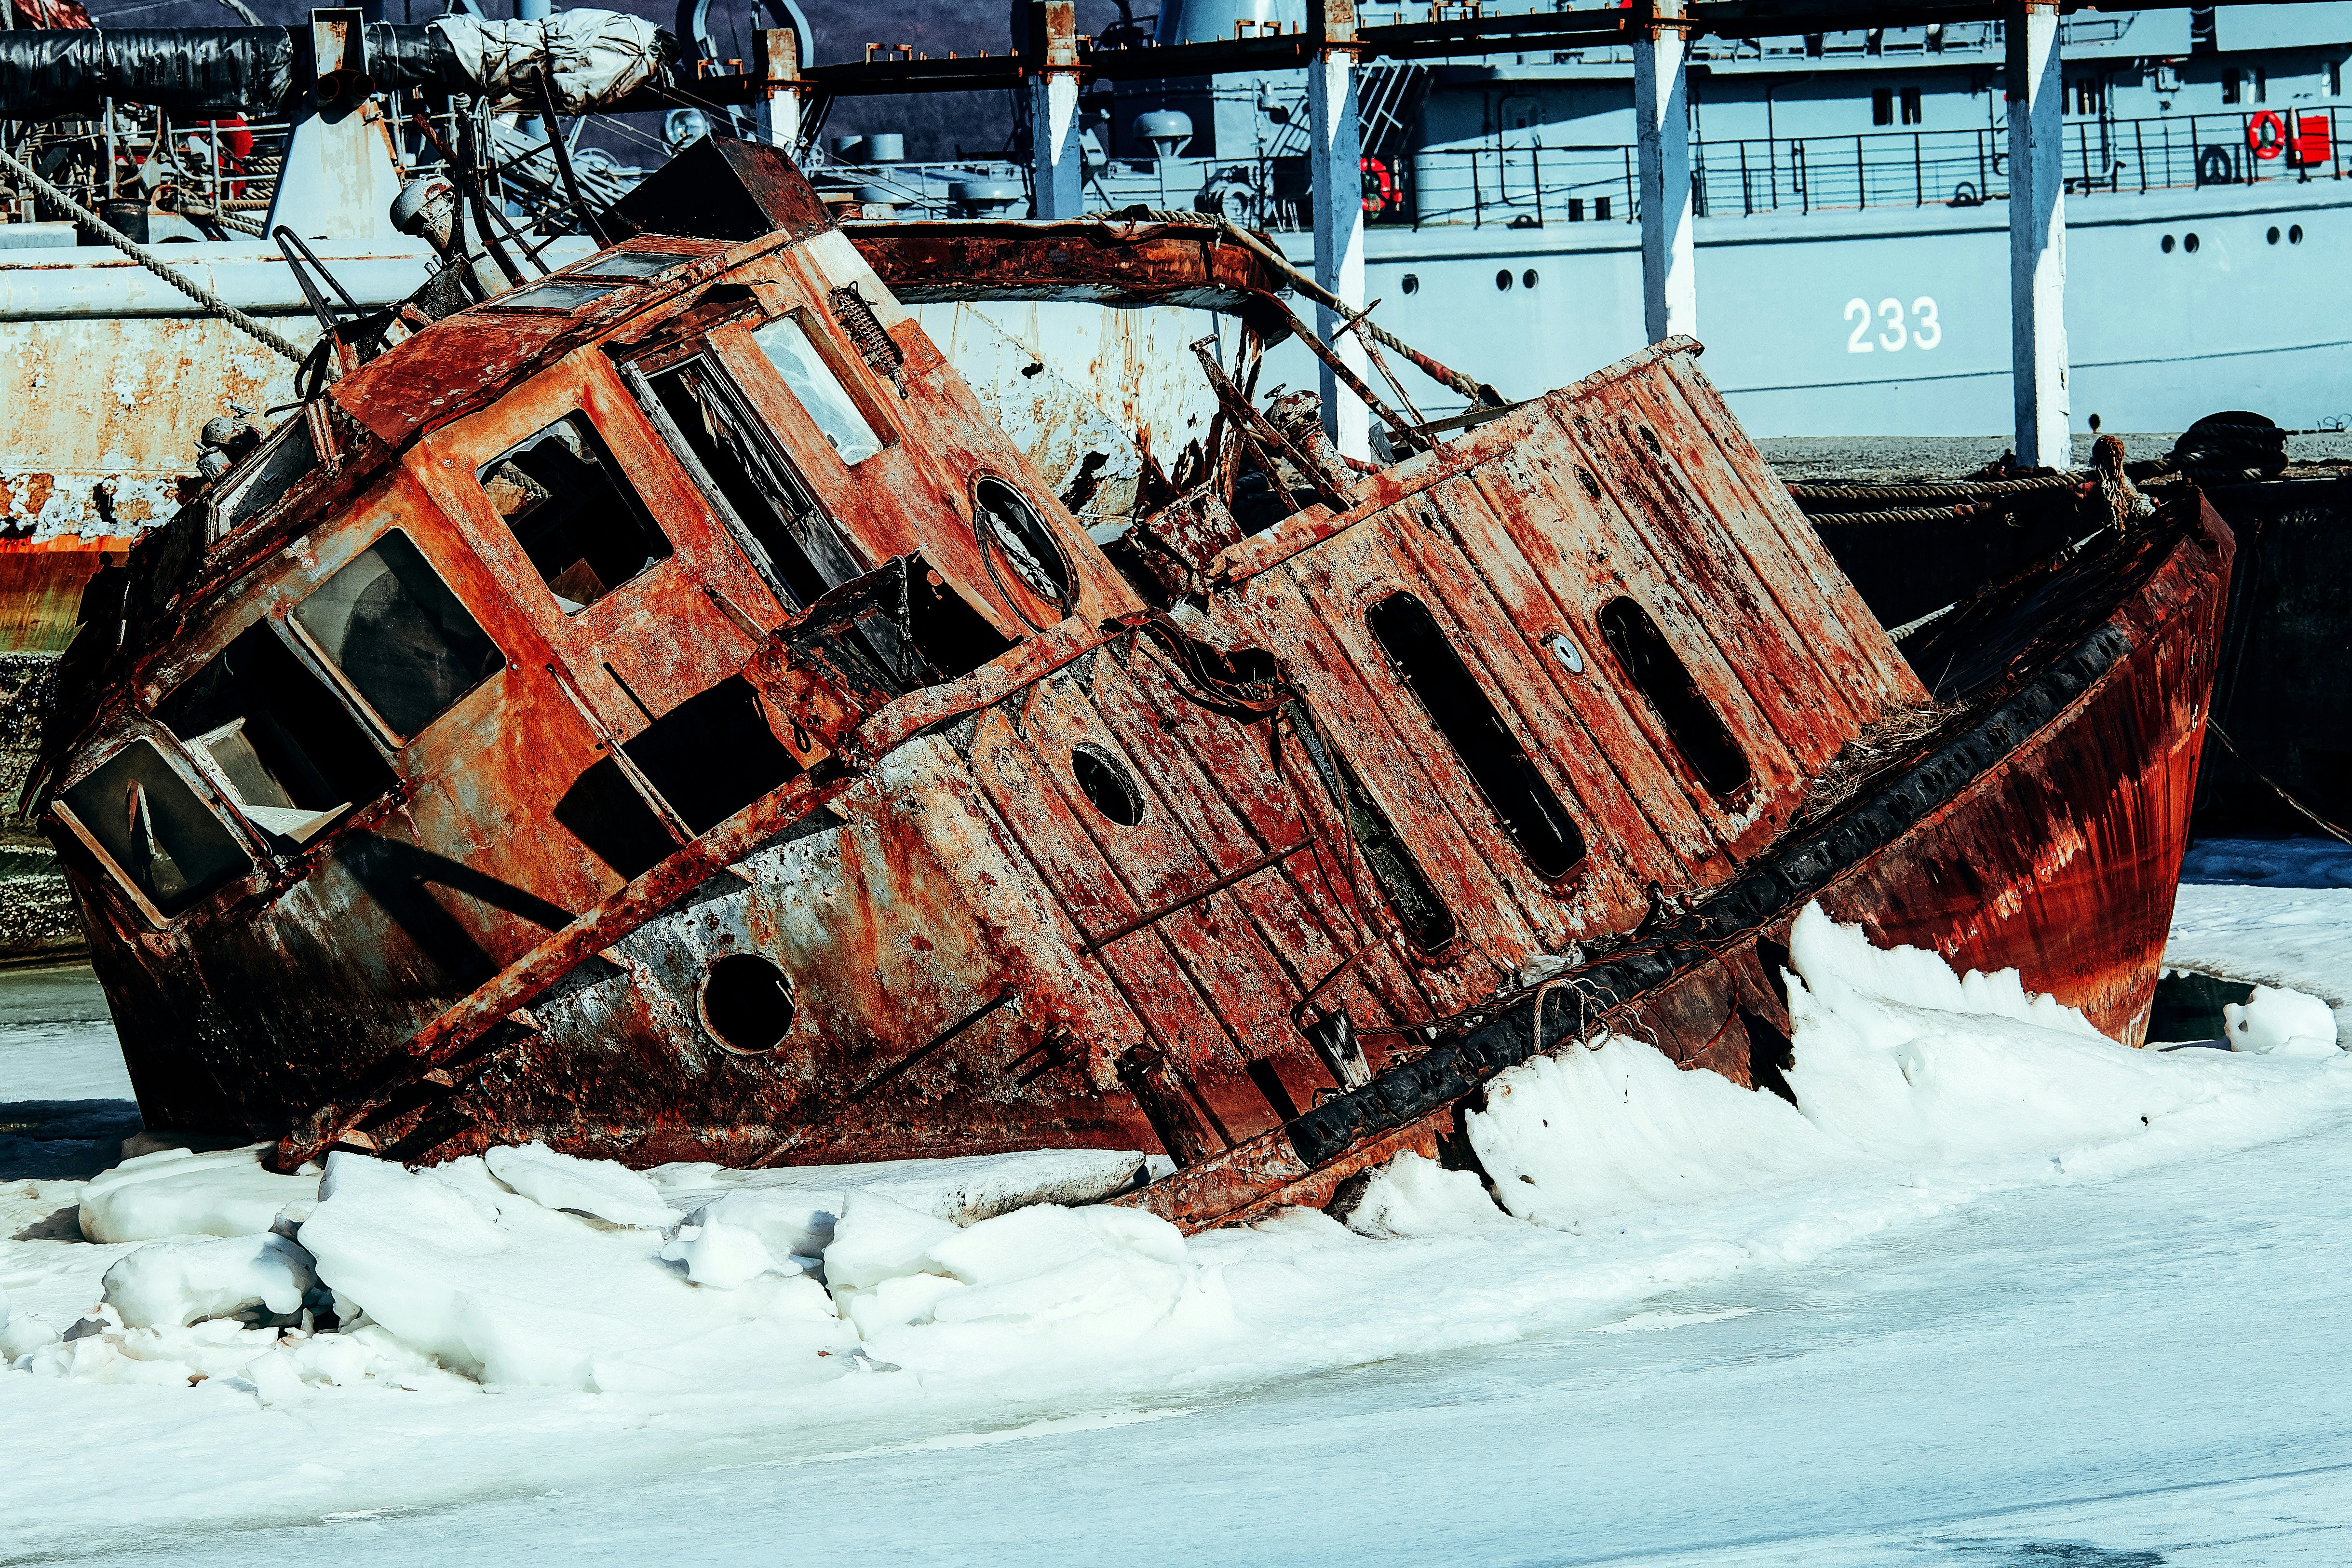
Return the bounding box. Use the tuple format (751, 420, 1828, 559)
(2184, 232, 2201, 253)
(2161, 234, 2175, 254)
(973, 476, 1071, 618)
(2268, 225, 2282, 245)
(1401, 272, 1420, 294)
(2291, 224, 2305, 244)
(699, 953, 796, 1054)
(1522, 268, 1538, 289)
(1071, 742, 1145, 827)
(1494, 269, 1514, 292)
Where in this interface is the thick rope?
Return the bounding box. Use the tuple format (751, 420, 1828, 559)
(0, 143, 306, 364)
(1787, 473, 2080, 504)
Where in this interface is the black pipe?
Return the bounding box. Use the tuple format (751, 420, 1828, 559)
(0, 24, 458, 122)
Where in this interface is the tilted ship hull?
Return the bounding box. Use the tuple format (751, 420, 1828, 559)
(33, 143, 2229, 1229)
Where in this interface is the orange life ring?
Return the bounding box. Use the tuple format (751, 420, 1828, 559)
(2248, 110, 2287, 160)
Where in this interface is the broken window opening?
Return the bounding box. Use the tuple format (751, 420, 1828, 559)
(892, 557, 1019, 688)
(750, 313, 884, 465)
(641, 355, 863, 611)
(478, 414, 673, 615)
(973, 477, 1072, 619)
(1596, 596, 1753, 804)
(292, 529, 505, 742)
(1365, 592, 1585, 882)
(157, 621, 395, 849)
(622, 674, 803, 836)
(61, 739, 250, 917)
(553, 755, 682, 881)
(211, 419, 317, 541)
(1284, 699, 1457, 954)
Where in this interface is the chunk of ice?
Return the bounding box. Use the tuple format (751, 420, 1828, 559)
(78, 1144, 320, 1244)
(484, 1141, 676, 1229)
(2226, 984, 2341, 1056)
(101, 1232, 316, 1329)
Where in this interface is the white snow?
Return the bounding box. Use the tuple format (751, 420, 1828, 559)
(7, 867, 2352, 1562)
(78, 1145, 322, 1244)
(481, 1140, 675, 1230)
(2225, 983, 2341, 1056)
(102, 1232, 316, 1330)
(2170, 836, 2352, 1043)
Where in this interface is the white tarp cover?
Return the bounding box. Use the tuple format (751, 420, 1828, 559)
(430, 12, 665, 115)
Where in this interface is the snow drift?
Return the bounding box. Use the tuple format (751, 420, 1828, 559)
(10, 903, 2347, 1406)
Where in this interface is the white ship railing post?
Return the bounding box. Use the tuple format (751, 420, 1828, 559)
(1635, 0, 1696, 342)
(1027, 1, 1084, 220)
(2007, 0, 2070, 466)
(1311, 0, 1371, 460)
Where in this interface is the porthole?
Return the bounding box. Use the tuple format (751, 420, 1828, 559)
(972, 476, 1071, 620)
(1401, 272, 1420, 294)
(2185, 232, 2201, 253)
(699, 953, 796, 1054)
(2268, 225, 2282, 245)
(1070, 742, 1146, 826)
(2291, 224, 2305, 243)
(2161, 234, 2176, 254)
(1522, 268, 1538, 289)
(1495, 269, 1514, 292)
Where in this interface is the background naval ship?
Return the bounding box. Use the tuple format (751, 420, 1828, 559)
(0, 0, 2348, 964)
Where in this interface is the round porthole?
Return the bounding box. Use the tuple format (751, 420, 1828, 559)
(1401, 272, 1420, 294)
(1522, 268, 1538, 289)
(1071, 742, 1145, 827)
(973, 476, 1071, 620)
(2291, 224, 2305, 244)
(699, 953, 796, 1054)
(1495, 268, 1514, 291)
(2184, 232, 2201, 253)
(2268, 225, 2282, 245)
(2161, 234, 2176, 254)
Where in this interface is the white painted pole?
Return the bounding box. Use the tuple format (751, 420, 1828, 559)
(759, 28, 802, 152)
(2007, 0, 2070, 466)
(1311, 0, 1369, 460)
(1634, 0, 1696, 342)
(1028, 1, 1084, 219)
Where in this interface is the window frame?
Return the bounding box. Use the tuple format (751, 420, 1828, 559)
(50, 732, 259, 927)
(473, 409, 679, 618)
(282, 524, 509, 749)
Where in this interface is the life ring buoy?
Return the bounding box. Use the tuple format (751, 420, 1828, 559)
(2248, 110, 2287, 161)
(1360, 155, 1395, 215)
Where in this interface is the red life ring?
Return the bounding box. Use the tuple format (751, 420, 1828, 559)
(2248, 110, 2287, 160)
(1360, 155, 1395, 215)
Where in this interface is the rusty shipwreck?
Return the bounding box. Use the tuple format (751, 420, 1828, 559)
(29, 141, 2233, 1232)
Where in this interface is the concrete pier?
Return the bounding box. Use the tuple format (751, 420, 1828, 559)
(2006, 0, 2070, 466)
(1310, 0, 1370, 458)
(1635, 0, 1696, 344)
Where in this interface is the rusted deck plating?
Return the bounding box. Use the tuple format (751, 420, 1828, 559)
(36, 145, 2218, 1229)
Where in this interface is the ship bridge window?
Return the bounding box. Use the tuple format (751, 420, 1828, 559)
(1872, 88, 1893, 125)
(158, 621, 395, 849)
(62, 739, 249, 917)
(478, 414, 674, 614)
(641, 354, 864, 610)
(211, 419, 316, 542)
(1596, 597, 1752, 804)
(572, 250, 697, 281)
(292, 529, 505, 742)
(1365, 591, 1585, 882)
(1902, 86, 1922, 124)
(750, 314, 884, 466)
(490, 278, 626, 312)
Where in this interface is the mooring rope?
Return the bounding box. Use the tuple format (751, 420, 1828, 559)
(0, 143, 307, 364)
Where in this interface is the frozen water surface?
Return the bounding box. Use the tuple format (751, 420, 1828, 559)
(2, 851, 2349, 1567)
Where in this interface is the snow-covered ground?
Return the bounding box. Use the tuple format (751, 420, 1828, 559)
(4, 849, 2350, 1567)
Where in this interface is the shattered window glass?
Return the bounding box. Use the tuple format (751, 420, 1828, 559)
(293, 529, 505, 741)
(477, 414, 674, 614)
(158, 620, 396, 849)
(575, 251, 696, 280)
(214, 419, 316, 539)
(62, 739, 250, 916)
(490, 279, 625, 312)
(751, 314, 882, 465)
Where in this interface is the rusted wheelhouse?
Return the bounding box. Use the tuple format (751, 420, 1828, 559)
(35, 142, 2232, 1230)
